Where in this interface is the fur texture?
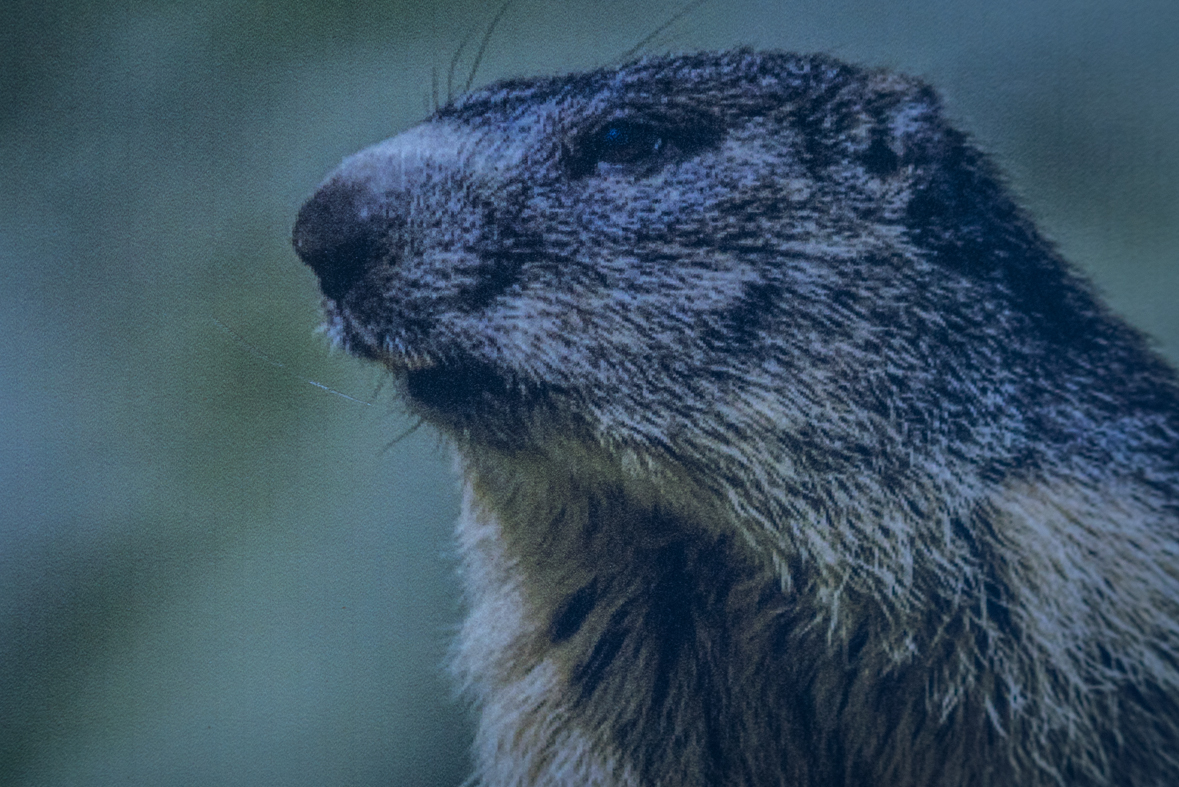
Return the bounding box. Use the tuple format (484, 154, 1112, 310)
(293, 51, 1179, 786)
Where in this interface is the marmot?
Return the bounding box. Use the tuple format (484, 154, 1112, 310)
(292, 51, 1179, 786)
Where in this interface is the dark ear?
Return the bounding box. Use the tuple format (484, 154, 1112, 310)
(846, 73, 1018, 252)
(876, 76, 1020, 255)
(875, 77, 1092, 337)
(852, 72, 948, 180)
(796, 70, 954, 218)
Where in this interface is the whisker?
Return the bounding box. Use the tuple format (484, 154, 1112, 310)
(383, 417, 426, 452)
(213, 318, 373, 406)
(462, 0, 517, 95)
(612, 0, 711, 65)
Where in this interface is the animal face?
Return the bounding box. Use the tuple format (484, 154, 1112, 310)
(293, 53, 996, 463)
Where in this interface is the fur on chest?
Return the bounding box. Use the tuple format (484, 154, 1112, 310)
(449, 462, 1022, 787)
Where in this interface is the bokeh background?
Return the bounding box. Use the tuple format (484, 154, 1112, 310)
(2, 1, 1177, 785)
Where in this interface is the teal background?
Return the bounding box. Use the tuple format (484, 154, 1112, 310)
(2, 1, 1176, 785)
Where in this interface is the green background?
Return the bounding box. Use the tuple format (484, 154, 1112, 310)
(2, 1, 1177, 785)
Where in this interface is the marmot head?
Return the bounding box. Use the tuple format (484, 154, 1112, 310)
(292, 50, 1093, 499)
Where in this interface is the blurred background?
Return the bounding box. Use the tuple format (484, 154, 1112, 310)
(1, 1, 1176, 785)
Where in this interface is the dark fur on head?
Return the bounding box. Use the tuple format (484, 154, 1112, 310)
(294, 50, 1179, 786)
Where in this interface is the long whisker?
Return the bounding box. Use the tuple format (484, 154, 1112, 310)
(213, 318, 373, 406)
(447, 23, 477, 104)
(383, 417, 425, 452)
(463, 0, 517, 95)
(612, 0, 711, 65)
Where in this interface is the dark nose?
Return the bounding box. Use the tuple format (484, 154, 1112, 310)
(292, 179, 385, 301)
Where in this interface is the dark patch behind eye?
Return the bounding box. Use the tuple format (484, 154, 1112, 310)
(702, 281, 781, 355)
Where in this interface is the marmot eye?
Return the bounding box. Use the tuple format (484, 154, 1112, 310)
(565, 116, 720, 177)
(592, 122, 664, 164)
(564, 121, 667, 176)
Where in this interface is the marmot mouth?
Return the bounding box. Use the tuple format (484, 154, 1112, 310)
(368, 343, 562, 442)
(346, 328, 528, 416)
(397, 360, 539, 418)
(404, 365, 498, 411)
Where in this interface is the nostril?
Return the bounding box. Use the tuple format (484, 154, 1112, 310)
(292, 179, 383, 301)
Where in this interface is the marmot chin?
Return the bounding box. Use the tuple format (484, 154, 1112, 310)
(292, 50, 1179, 786)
